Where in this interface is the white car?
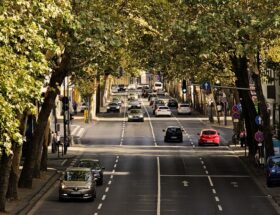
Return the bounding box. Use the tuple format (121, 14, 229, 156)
(155, 106, 171, 117)
(111, 85, 119, 93)
(128, 99, 141, 110)
(177, 103, 192, 115)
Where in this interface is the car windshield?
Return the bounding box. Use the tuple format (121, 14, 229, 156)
(109, 103, 118, 106)
(202, 130, 217, 135)
(78, 161, 100, 169)
(268, 158, 280, 168)
(180, 104, 190, 107)
(130, 109, 141, 114)
(167, 128, 181, 133)
(155, 83, 162, 87)
(64, 171, 92, 181)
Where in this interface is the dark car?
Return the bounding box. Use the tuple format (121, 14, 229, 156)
(76, 159, 105, 185)
(107, 102, 120, 112)
(163, 126, 184, 142)
(127, 109, 144, 122)
(142, 89, 152, 98)
(266, 155, 280, 187)
(118, 84, 126, 92)
(167, 99, 178, 108)
(59, 167, 97, 201)
(198, 129, 220, 146)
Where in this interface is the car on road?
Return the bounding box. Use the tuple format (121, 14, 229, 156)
(107, 102, 121, 112)
(155, 105, 171, 117)
(163, 126, 184, 142)
(128, 99, 141, 110)
(128, 92, 139, 101)
(266, 155, 280, 187)
(127, 109, 144, 122)
(76, 159, 105, 185)
(177, 103, 192, 115)
(59, 167, 97, 201)
(167, 99, 178, 108)
(148, 93, 157, 101)
(197, 129, 220, 146)
(118, 84, 126, 92)
(111, 97, 122, 106)
(152, 99, 165, 114)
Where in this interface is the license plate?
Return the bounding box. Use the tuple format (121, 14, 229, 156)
(171, 136, 177, 139)
(206, 141, 212, 143)
(71, 191, 81, 195)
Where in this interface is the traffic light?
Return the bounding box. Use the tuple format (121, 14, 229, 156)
(62, 96, 69, 111)
(182, 80, 187, 93)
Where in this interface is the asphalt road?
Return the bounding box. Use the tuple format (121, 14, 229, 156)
(27, 92, 279, 215)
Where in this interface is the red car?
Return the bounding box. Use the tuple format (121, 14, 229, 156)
(198, 129, 220, 146)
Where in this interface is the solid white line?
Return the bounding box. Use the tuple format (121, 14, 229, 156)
(105, 187, 109, 192)
(218, 205, 223, 211)
(160, 174, 249, 178)
(208, 176, 214, 187)
(98, 203, 102, 210)
(142, 98, 157, 146)
(215, 196, 220, 202)
(102, 195, 106, 201)
(157, 157, 161, 215)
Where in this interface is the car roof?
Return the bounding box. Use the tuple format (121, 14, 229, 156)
(167, 126, 181, 129)
(201, 129, 218, 132)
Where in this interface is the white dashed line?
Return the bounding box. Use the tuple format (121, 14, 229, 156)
(205, 170, 209, 174)
(215, 196, 220, 202)
(102, 195, 106, 201)
(112, 169, 115, 173)
(98, 203, 102, 210)
(61, 159, 67, 166)
(94, 213, 98, 215)
(208, 176, 214, 187)
(218, 205, 223, 211)
(110, 175, 114, 179)
(108, 180, 112, 185)
(114, 164, 117, 168)
(105, 187, 109, 192)
(212, 189, 216, 194)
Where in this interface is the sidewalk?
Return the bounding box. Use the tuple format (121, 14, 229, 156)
(4, 149, 76, 215)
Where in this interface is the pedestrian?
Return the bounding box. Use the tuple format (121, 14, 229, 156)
(51, 131, 57, 153)
(239, 130, 246, 147)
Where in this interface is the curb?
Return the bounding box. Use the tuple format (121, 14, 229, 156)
(11, 170, 59, 215)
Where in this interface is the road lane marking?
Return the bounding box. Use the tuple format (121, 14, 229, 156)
(105, 187, 109, 192)
(212, 189, 216, 194)
(215, 196, 220, 202)
(205, 170, 209, 174)
(114, 164, 117, 168)
(110, 175, 114, 179)
(98, 204, 102, 210)
(61, 159, 67, 166)
(108, 180, 112, 185)
(142, 98, 157, 146)
(157, 157, 161, 215)
(102, 195, 106, 201)
(160, 174, 249, 178)
(208, 176, 214, 187)
(94, 213, 98, 215)
(218, 205, 223, 211)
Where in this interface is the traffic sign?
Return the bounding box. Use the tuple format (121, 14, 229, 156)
(232, 112, 240, 119)
(232, 105, 239, 113)
(254, 131, 264, 142)
(255, 115, 262, 125)
(202, 81, 211, 91)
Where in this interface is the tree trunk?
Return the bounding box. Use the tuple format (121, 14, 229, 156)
(0, 150, 13, 212)
(41, 119, 51, 171)
(6, 112, 28, 200)
(103, 75, 110, 106)
(231, 55, 258, 158)
(250, 53, 274, 157)
(19, 51, 70, 188)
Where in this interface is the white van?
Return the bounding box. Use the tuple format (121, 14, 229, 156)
(153, 81, 163, 91)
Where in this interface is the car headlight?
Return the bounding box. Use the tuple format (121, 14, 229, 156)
(139, 114, 143, 117)
(128, 105, 131, 108)
(116, 106, 120, 109)
(107, 107, 110, 109)
(61, 183, 66, 189)
(128, 115, 133, 118)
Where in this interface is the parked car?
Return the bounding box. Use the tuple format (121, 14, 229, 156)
(197, 129, 220, 146)
(266, 155, 280, 187)
(76, 159, 105, 185)
(111, 85, 119, 93)
(177, 103, 192, 115)
(155, 106, 171, 117)
(107, 102, 120, 112)
(58, 167, 97, 201)
(163, 126, 184, 142)
(167, 99, 178, 108)
(127, 109, 144, 122)
(128, 99, 141, 110)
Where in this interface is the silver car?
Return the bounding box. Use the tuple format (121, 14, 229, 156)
(59, 167, 97, 201)
(127, 109, 144, 122)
